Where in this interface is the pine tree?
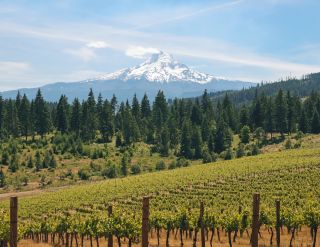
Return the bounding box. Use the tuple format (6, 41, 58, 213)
(5, 99, 20, 137)
(201, 89, 214, 120)
(286, 91, 295, 133)
(274, 90, 288, 137)
(240, 125, 250, 144)
(153, 91, 168, 130)
(86, 89, 97, 140)
(207, 131, 215, 153)
(239, 105, 249, 128)
(180, 120, 193, 159)
(110, 94, 118, 115)
(251, 95, 263, 128)
(141, 93, 151, 118)
(35, 151, 42, 171)
(100, 99, 114, 142)
(159, 126, 170, 156)
(34, 89, 50, 138)
(70, 98, 81, 135)
(191, 100, 202, 126)
(299, 109, 308, 133)
(19, 94, 30, 140)
(311, 109, 320, 134)
(131, 94, 141, 121)
(222, 94, 237, 131)
(214, 119, 227, 154)
(191, 127, 203, 159)
(264, 97, 274, 139)
(121, 153, 129, 176)
(56, 95, 69, 133)
(81, 90, 97, 141)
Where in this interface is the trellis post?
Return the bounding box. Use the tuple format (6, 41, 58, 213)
(142, 197, 150, 247)
(200, 201, 205, 247)
(10, 196, 18, 247)
(251, 193, 260, 247)
(108, 205, 113, 247)
(276, 200, 281, 247)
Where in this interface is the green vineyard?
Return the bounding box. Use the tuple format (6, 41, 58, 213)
(1, 146, 320, 246)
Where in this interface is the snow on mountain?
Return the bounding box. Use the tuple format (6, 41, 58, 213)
(89, 51, 215, 84)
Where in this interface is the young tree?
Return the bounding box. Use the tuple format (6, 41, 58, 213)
(240, 125, 250, 144)
(121, 153, 130, 176)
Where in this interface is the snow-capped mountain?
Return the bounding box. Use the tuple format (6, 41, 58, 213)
(1, 51, 255, 102)
(88, 51, 215, 84)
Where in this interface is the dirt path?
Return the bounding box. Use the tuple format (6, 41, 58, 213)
(0, 189, 43, 201)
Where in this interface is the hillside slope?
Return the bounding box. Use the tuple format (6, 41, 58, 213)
(207, 72, 320, 105)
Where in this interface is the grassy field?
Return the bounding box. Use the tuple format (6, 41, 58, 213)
(0, 136, 201, 193)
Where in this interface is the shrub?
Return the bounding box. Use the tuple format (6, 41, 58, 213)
(101, 162, 117, 178)
(224, 148, 233, 160)
(202, 150, 212, 164)
(131, 164, 141, 175)
(168, 161, 177, 169)
(236, 144, 246, 158)
(252, 144, 260, 156)
(78, 168, 91, 180)
(1, 151, 9, 166)
(155, 160, 166, 171)
(284, 138, 292, 149)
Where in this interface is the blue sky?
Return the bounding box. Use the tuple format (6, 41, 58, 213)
(0, 0, 319, 90)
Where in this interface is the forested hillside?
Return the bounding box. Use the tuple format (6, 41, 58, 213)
(208, 72, 320, 105)
(0, 85, 320, 190)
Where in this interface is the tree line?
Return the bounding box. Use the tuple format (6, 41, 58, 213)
(0, 88, 320, 161)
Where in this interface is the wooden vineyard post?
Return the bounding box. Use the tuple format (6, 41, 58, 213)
(200, 202, 205, 247)
(108, 205, 113, 247)
(10, 196, 18, 247)
(276, 200, 281, 247)
(142, 197, 150, 247)
(251, 193, 260, 247)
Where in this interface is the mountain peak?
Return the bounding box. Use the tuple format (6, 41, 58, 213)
(145, 51, 174, 64)
(92, 51, 215, 84)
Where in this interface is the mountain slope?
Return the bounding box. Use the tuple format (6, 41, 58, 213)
(92, 51, 215, 84)
(1, 51, 255, 101)
(206, 72, 320, 105)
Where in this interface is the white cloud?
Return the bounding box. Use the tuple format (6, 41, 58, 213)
(64, 47, 96, 61)
(133, 0, 246, 30)
(0, 61, 30, 73)
(125, 46, 160, 59)
(86, 41, 109, 49)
